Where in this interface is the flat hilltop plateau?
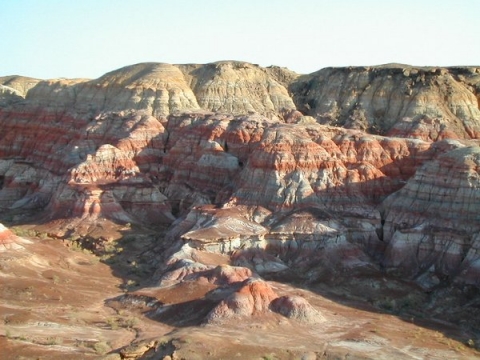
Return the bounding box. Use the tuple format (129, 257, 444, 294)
(1, 61, 480, 359)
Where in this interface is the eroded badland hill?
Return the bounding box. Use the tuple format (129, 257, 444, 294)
(1, 62, 480, 359)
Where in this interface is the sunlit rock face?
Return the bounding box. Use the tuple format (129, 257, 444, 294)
(20, 61, 297, 119)
(24, 64, 199, 117)
(270, 295, 325, 324)
(0, 76, 41, 106)
(291, 65, 480, 140)
(0, 61, 479, 284)
(177, 61, 297, 118)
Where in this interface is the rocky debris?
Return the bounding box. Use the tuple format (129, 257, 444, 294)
(205, 278, 279, 322)
(270, 295, 325, 324)
(119, 340, 158, 359)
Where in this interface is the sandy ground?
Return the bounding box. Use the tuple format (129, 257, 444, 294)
(0, 233, 152, 359)
(1, 229, 479, 359)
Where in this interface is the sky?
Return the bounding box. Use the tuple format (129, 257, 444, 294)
(1, 0, 479, 79)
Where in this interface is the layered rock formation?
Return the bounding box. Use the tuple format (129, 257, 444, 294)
(0, 61, 479, 287)
(178, 61, 297, 117)
(291, 65, 480, 140)
(382, 145, 480, 284)
(15, 61, 298, 119)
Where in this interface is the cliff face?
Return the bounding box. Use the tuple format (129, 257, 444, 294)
(291, 65, 480, 140)
(1, 61, 480, 286)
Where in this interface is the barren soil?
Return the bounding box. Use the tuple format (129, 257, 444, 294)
(1, 225, 479, 360)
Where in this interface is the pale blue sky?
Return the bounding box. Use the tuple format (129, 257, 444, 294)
(1, 0, 478, 79)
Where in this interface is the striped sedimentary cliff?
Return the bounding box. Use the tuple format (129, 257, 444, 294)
(0, 62, 479, 285)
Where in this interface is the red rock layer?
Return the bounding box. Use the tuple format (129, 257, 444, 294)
(0, 107, 174, 229)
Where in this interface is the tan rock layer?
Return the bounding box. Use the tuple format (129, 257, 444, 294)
(291, 65, 480, 140)
(6, 62, 479, 140)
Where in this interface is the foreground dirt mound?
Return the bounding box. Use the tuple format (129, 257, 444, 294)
(206, 278, 279, 323)
(0, 223, 30, 251)
(270, 295, 325, 324)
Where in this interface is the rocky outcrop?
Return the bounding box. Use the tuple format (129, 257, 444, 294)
(0, 76, 41, 105)
(20, 61, 298, 119)
(291, 65, 480, 140)
(25, 64, 199, 117)
(5, 62, 480, 139)
(0, 109, 175, 233)
(205, 278, 278, 322)
(270, 295, 325, 323)
(178, 61, 297, 117)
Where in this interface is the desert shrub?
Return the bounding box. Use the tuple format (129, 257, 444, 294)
(121, 316, 139, 329)
(11, 227, 36, 237)
(93, 341, 110, 355)
(106, 317, 119, 330)
(262, 355, 276, 360)
(106, 315, 138, 329)
(45, 337, 63, 345)
(69, 241, 83, 252)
